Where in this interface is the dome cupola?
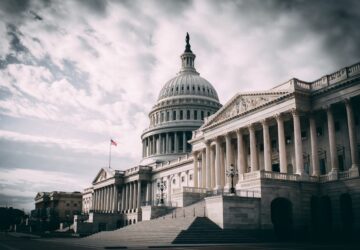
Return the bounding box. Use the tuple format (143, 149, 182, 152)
(140, 33, 221, 165)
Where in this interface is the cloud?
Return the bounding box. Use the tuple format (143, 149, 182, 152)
(0, 0, 359, 210)
(0, 168, 88, 211)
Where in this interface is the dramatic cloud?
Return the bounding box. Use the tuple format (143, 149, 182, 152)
(0, 0, 359, 211)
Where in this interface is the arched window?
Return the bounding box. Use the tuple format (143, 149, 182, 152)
(187, 110, 190, 120)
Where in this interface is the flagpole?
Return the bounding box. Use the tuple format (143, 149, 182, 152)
(109, 139, 112, 169)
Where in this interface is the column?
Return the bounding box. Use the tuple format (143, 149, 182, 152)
(276, 114, 287, 173)
(309, 114, 320, 176)
(130, 183, 134, 210)
(201, 149, 206, 188)
(292, 110, 305, 175)
(249, 124, 259, 172)
(211, 146, 215, 188)
(174, 132, 179, 153)
(93, 190, 97, 211)
(133, 181, 137, 210)
(105, 186, 109, 212)
(225, 133, 232, 189)
(215, 137, 222, 190)
(193, 151, 199, 188)
(137, 181, 141, 210)
(146, 138, 149, 157)
(146, 182, 151, 204)
(99, 188, 102, 211)
(261, 119, 272, 172)
(220, 142, 225, 187)
(183, 132, 187, 153)
(126, 184, 130, 211)
(156, 135, 161, 155)
(326, 105, 338, 173)
(166, 133, 169, 154)
(345, 99, 359, 170)
(153, 136, 156, 155)
(121, 186, 125, 211)
(167, 176, 171, 204)
(236, 129, 246, 185)
(205, 141, 211, 189)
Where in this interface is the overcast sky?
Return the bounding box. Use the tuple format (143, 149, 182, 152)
(0, 0, 359, 211)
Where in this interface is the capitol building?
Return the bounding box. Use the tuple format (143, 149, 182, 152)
(77, 34, 360, 242)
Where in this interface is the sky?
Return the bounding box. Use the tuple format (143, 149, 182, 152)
(0, 0, 359, 212)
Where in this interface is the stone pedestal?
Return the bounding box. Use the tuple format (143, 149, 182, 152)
(205, 195, 260, 229)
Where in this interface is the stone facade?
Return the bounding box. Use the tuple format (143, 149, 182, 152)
(80, 34, 360, 238)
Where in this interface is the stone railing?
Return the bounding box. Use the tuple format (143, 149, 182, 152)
(124, 165, 152, 175)
(173, 186, 208, 194)
(273, 61, 360, 92)
(260, 171, 300, 181)
(242, 171, 261, 180)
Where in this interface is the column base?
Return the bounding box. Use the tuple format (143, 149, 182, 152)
(298, 172, 309, 181)
(328, 170, 339, 181)
(349, 166, 359, 177)
(223, 184, 231, 193)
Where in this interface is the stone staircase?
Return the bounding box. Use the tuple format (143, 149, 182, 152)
(80, 199, 261, 247)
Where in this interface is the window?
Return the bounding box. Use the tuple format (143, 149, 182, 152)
(338, 155, 344, 171)
(187, 110, 190, 120)
(173, 111, 176, 120)
(259, 144, 264, 151)
(194, 110, 198, 120)
(74, 203, 77, 207)
(189, 174, 193, 180)
(201, 111, 204, 120)
(66, 203, 70, 207)
(207, 111, 210, 117)
(301, 131, 307, 140)
(172, 178, 176, 184)
(181, 176, 185, 182)
(271, 140, 277, 150)
(335, 121, 341, 132)
(166, 111, 169, 121)
(180, 110, 183, 120)
(285, 136, 292, 144)
(316, 126, 323, 137)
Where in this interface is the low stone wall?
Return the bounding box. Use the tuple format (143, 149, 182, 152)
(74, 212, 123, 234)
(141, 205, 173, 220)
(205, 195, 261, 229)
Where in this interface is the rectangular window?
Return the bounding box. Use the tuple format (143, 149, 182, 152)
(194, 110, 198, 120)
(173, 111, 176, 120)
(316, 127, 323, 137)
(181, 176, 185, 182)
(189, 174, 193, 180)
(338, 155, 344, 171)
(320, 159, 326, 175)
(166, 112, 169, 121)
(335, 121, 341, 132)
(301, 131, 307, 140)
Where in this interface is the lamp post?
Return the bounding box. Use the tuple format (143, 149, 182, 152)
(226, 164, 238, 194)
(157, 180, 167, 205)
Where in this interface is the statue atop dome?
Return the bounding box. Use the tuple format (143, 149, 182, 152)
(185, 32, 192, 53)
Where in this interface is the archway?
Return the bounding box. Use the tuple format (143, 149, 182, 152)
(271, 197, 293, 240)
(319, 196, 332, 238)
(310, 195, 320, 234)
(340, 193, 353, 236)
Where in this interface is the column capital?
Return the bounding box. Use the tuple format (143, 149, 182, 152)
(192, 151, 199, 157)
(322, 104, 332, 111)
(236, 128, 244, 135)
(274, 113, 283, 121)
(290, 108, 301, 116)
(225, 131, 232, 139)
(344, 97, 352, 106)
(247, 123, 255, 131)
(205, 140, 211, 146)
(260, 118, 269, 126)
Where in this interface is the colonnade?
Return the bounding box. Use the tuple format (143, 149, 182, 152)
(120, 181, 142, 212)
(92, 185, 118, 213)
(193, 101, 359, 189)
(142, 131, 191, 157)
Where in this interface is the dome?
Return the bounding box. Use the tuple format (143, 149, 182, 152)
(140, 33, 221, 166)
(157, 71, 219, 101)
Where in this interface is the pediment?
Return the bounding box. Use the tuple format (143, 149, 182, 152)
(203, 91, 291, 128)
(92, 168, 114, 184)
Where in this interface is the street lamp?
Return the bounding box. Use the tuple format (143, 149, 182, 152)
(157, 180, 167, 205)
(226, 164, 238, 194)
